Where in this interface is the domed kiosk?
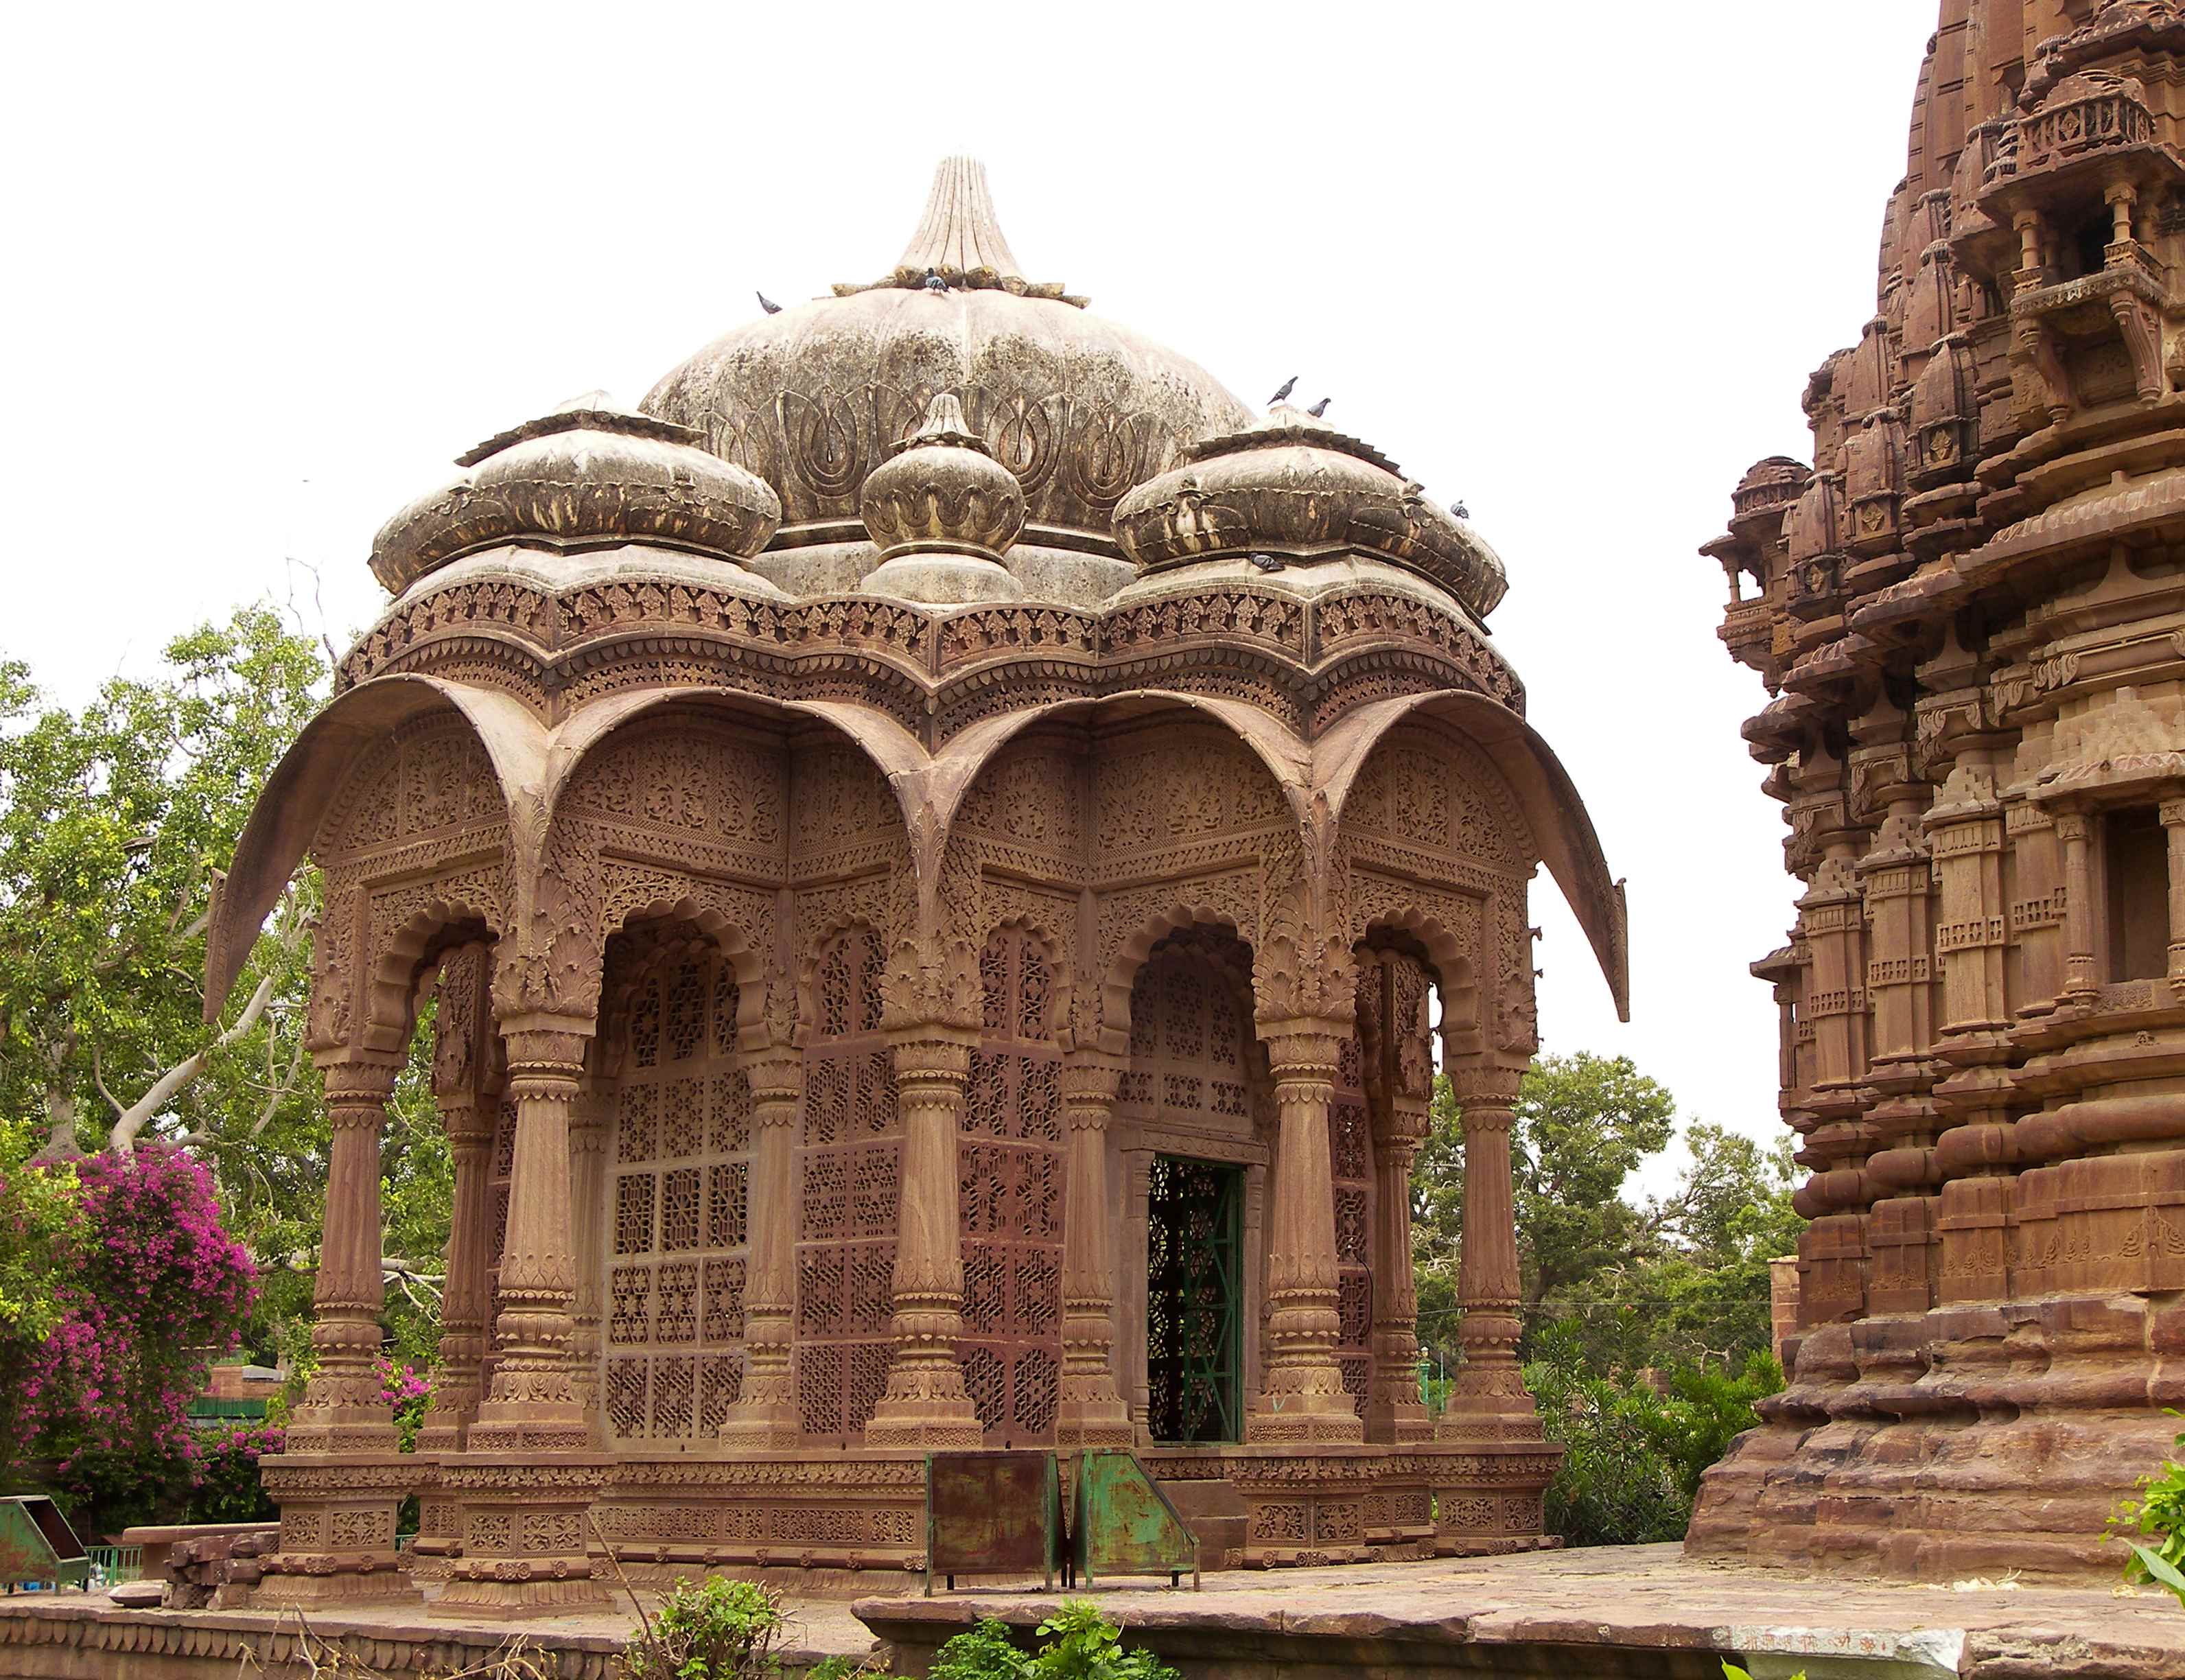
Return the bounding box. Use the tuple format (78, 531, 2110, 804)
(210, 157, 1628, 1613)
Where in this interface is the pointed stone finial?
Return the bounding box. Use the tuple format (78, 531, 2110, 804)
(898, 158, 1025, 288)
(896, 391, 989, 455)
(835, 158, 1084, 305)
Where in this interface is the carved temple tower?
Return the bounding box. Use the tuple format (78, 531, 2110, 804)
(1701, 1, 2185, 1576)
(209, 158, 1626, 1612)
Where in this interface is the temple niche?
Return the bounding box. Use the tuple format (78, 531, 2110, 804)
(205, 157, 1626, 1613)
(1699, 1, 2185, 1578)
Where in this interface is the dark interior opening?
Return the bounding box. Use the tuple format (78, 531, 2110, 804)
(2105, 805, 2169, 982)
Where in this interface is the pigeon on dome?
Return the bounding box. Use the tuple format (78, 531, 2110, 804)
(1268, 375, 1297, 406)
(756, 291, 782, 314)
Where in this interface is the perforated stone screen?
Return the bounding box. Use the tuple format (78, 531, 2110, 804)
(601, 950, 751, 1443)
(959, 926, 1064, 1444)
(794, 926, 900, 1442)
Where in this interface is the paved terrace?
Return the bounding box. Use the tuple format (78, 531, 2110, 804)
(7, 1545, 2185, 1677)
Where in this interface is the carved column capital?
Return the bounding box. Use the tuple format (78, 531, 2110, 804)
(745, 1047, 804, 1117)
(318, 1054, 402, 1112)
(1060, 1053, 1125, 1128)
(1444, 1057, 1521, 1110)
(1259, 1018, 1348, 1078)
(499, 1018, 594, 1081)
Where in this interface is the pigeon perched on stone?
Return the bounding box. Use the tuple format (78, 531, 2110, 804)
(757, 291, 782, 315)
(1454, 500, 1470, 520)
(923, 268, 949, 293)
(1269, 376, 1297, 406)
(1307, 397, 1331, 418)
(1248, 552, 1285, 572)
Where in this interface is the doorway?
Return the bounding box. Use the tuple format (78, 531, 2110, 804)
(1146, 1154, 1243, 1444)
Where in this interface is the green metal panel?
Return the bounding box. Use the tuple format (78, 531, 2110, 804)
(924, 1451, 1062, 1595)
(1147, 1156, 1241, 1443)
(187, 1397, 268, 1421)
(1069, 1450, 1199, 1589)
(0, 1497, 89, 1592)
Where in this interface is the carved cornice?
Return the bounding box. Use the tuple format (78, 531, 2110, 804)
(336, 579, 1523, 747)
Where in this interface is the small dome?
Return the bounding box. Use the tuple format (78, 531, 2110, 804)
(856, 393, 1026, 603)
(1730, 456, 1812, 528)
(1110, 405, 1507, 618)
(370, 397, 781, 596)
(860, 393, 1025, 561)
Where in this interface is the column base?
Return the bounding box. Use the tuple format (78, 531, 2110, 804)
(863, 1410, 985, 1450)
(1056, 1362, 1134, 1449)
(862, 1351, 983, 1449)
(712, 1395, 803, 1451)
(430, 1451, 611, 1620)
(1246, 1360, 1368, 1445)
(256, 1454, 425, 1609)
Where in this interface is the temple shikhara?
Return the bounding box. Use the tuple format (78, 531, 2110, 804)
(1701, 1, 2185, 1576)
(206, 159, 1626, 1612)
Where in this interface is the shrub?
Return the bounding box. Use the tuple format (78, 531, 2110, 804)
(926, 1605, 1180, 1680)
(2110, 1421, 2185, 1605)
(1524, 1322, 1779, 1548)
(185, 1422, 285, 1523)
(620, 1576, 786, 1680)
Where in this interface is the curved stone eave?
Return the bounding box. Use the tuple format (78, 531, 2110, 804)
(1315, 690, 1630, 1022)
(204, 675, 549, 1023)
(532, 684, 932, 848)
(920, 688, 1318, 844)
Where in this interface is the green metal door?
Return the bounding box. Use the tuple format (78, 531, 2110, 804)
(1146, 1155, 1241, 1444)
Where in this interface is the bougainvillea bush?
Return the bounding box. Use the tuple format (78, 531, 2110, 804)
(185, 1422, 285, 1523)
(1, 1143, 257, 1530)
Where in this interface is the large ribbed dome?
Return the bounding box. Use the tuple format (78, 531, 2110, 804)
(641, 159, 1251, 547)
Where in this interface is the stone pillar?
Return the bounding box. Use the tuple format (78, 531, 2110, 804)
(568, 1073, 609, 1439)
(1248, 1020, 1364, 1445)
(1437, 1057, 1540, 1442)
(258, 1055, 419, 1607)
(717, 1047, 802, 1445)
(1367, 1098, 1432, 1444)
(437, 1021, 608, 1618)
(419, 945, 493, 1462)
(2057, 810, 2099, 1003)
(864, 1027, 983, 1448)
(1056, 1054, 1131, 1447)
(2162, 798, 2185, 997)
(416, 1096, 493, 1456)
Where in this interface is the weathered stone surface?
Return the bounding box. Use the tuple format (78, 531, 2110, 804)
(1699, 0, 2185, 1576)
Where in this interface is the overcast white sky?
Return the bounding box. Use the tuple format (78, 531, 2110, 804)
(3, 3, 1939, 1181)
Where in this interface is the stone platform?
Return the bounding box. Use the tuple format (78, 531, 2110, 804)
(856, 1545, 2185, 1679)
(5, 1545, 2185, 1678)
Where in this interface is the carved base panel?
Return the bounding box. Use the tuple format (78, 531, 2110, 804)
(592, 1454, 930, 1576)
(1688, 1296, 2185, 1578)
(255, 1455, 423, 1609)
(428, 1454, 612, 1619)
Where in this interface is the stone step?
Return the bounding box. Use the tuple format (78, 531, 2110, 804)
(1147, 1478, 1246, 1574)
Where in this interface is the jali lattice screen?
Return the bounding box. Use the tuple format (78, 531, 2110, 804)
(794, 926, 900, 1442)
(959, 926, 1064, 1444)
(602, 950, 751, 1442)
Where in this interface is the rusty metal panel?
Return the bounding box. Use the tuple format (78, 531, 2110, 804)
(1071, 1451, 1199, 1589)
(0, 1497, 89, 1591)
(924, 1451, 1061, 1594)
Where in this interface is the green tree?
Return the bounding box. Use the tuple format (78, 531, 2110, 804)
(0, 607, 324, 1164)
(1413, 1052, 1802, 1379)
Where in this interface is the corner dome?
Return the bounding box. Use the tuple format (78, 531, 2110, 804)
(369, 395, 781, 597)
(640, 159, 1251, 554)
(1110, 405, 1508, 619)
